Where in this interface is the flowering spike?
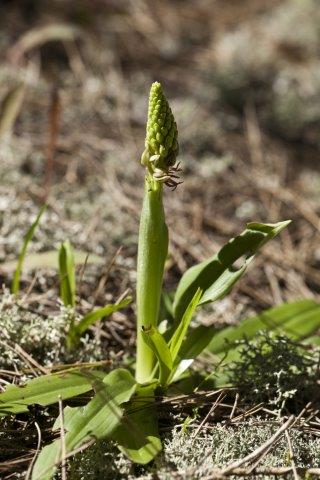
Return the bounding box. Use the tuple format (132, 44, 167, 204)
(141, 82, 180, 187)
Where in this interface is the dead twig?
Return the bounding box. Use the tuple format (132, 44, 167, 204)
(203, 466, 320, 479)
(220, 415, 295, 474)
(25, 422, 41, 480)
(193, 391, 227, 438)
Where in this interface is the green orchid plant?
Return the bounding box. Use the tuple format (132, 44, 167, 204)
(0, 82, 302, 479)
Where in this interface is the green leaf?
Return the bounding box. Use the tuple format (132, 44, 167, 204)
(75, 297, 132, 336)
(67, 297, 132, 349)
(11, 205, 47, 295)
(142, 326, 173, 385)
(1, 250, 104, 274)
(173, 221, 290, 323)
(32, 369, 137, 480)
(59, 239, 76, 307)
(172, 325, 217, 381)
(179, 325, 217, 360)
(303, 335, 320, 346)
(112, 383, 161, 464)
(170, 288, 202, 363)
(0, 370, 104, 417)
(208, 299, 320, 360)
(158, 290, 175, 324)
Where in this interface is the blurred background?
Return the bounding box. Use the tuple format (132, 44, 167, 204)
(0, 0, 320, 324)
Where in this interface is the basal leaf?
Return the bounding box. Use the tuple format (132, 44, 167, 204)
(173, 221, 290, 323)
(112, 383, 161, 464)
(75, 297, 132, 336)
(67, 297, 132, 349)
(32, 369, 137, 480)
(1, 250, 104, 274)
(172, 324, 217, 381)
(0, 370, 104, 417)
(208, 299, 320, 359)
(169, 288, 202, 364)
(142, 326, 173, 385)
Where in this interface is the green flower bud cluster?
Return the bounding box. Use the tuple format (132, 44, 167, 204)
(141, 82, 179, 172)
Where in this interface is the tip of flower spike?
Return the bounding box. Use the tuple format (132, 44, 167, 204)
(141, 82, 181, 189)
(151, 81, 161, 91)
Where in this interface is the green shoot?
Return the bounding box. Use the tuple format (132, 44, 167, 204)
(136, 82, 178, 383)
(58, 239, 76, 308)
(58, 239, 132, 349)
(11, 204, 47, 295)
(2, 83, 312, 478)
(142, 325, 173, 386)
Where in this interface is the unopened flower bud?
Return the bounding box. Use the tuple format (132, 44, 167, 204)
(141, 82, 179, 171)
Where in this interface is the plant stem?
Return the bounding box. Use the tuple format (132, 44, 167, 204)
(136, 176, 168, 383)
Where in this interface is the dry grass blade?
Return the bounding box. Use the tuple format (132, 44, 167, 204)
(43, 87, 61, 202)
(9, 24, 83, 63)
(0, 83, 26, 137)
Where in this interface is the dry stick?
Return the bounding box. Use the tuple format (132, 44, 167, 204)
(42, 87, 60, 202)
(245, 420, 293, 476)
(49, 358, 113, 372)
(32, 439, 96, 480)
(0, 340, 48, 376)
(293, 402, 313, 427)
(220, 415, 295, 474)
(264, 264, 283, 305)
(159, 389, 227, 406)
(0, 455, 35, 472)
(14, 343, 50, 375)
(244, 101, 264, 169)
(63, 40, 87, 83)
(304, 409, 320, 426)
(285, 429, 300, 480)
(246, 442, 278, 475)
(193, 391, 227, 438)
(25, 422, 42, 480)
(204, 467, 320, 479)
(22, 271, 39, 301)
(59, 396, 67, 480)
(230, 403, 264, 424)
(93, 246, 123, 304)
(229, 392, 239, 420)
(253, 174, 320, 233)
(77, 253, 90, 300)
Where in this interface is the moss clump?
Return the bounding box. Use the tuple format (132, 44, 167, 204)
(227, 332, 319, 412)
(65, 417, 320, 480)
(0, 289, 105, 373)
